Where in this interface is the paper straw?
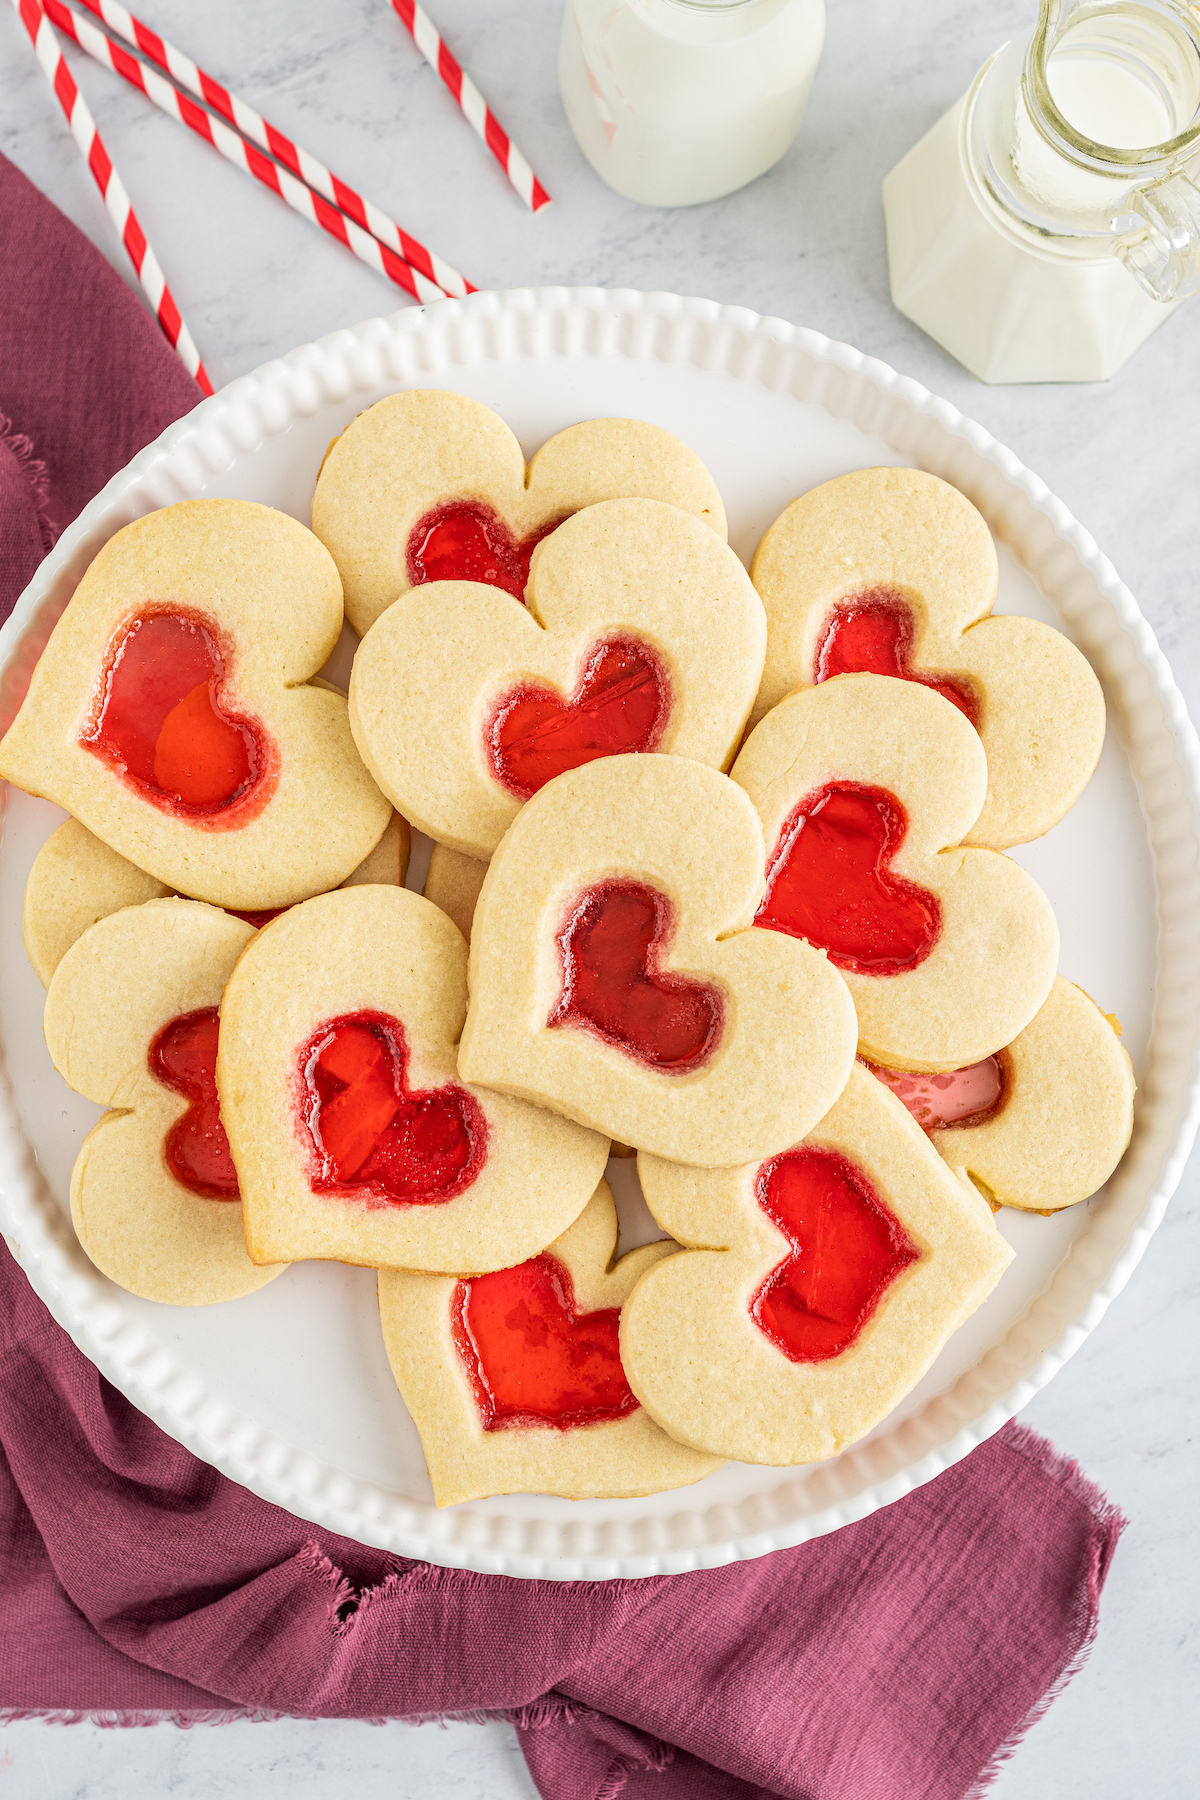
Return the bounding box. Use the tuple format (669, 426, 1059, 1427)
(13, 0, 212, 393)
(69, 0, 472, 299)
(389, 0, 551, 213)
(43, 0, 451, 307)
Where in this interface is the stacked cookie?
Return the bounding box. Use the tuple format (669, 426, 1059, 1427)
(0, 392, 1134, 1507)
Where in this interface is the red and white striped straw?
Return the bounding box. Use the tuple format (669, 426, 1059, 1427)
(12, 0, 211, 393)
(69, 0, 472, 300)
(43, 0, 449, 308)
(390, 0, 552, 213)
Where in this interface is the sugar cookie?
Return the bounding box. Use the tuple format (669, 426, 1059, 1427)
(869, 977, 1135, 1211)
(217, 884, 609, 1273)
(42, 898, 286, 1306)
(732, 674, 1059, 1071)
(0, 500, 392, 911)
(459, 755, 858, 1167)
(749, 467, 1105, 847)
(23, 811, 410, 987)
(311, 390, 728, 636)
(424, 843, 487, 943)
(623, 1064, 1013, 1465)
(349, 499, 766, 860)
(378, 1182, 723, 1505)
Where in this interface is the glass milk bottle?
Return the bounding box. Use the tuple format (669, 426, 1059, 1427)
(883, 0, 1200, 382)
(560, 0, 825, 207)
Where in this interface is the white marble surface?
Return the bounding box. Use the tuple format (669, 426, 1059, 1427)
(1, 1, 1198, 1796)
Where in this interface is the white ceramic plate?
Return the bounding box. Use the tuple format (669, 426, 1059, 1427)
(1, 289, 1198, 1581)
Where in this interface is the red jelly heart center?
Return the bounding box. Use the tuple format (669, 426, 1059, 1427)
(752, 1147, 921, 1362)
(407, 500, 567, 603)
(548, 879, 723, 1074)
(813, 589, 979, 726)
(452, 1253, 638, 1431)
(227, 906, 287, 929)
(866, 1055, 1006, 1131)
(755, 782, 941, 975)
(298, 1011, 488, 1205)
(148, 1007, 240, 1200)
(80, 607, 272, 823)
(486, 634, 671, 801)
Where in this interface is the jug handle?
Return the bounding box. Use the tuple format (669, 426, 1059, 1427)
(1114, 170, 1200, 302)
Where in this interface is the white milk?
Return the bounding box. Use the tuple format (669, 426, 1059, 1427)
(883, 4, 1200, 383)
(559, 0, 825, 207)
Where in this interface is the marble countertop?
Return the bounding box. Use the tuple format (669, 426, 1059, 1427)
(1, 0, 1197, 1794)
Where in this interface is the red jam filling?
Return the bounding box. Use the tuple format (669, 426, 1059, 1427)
(452, 1253, 638, 1431)
(227, 906, 287, 929)
(813, 589, 979, 726)
(866, 1055, 1006, 1131)
(548, 879, 723, 1074)
(79, 607, 274, 826)
(406, 500, 567, 602)
(752, 1147, 920, 1362)
(486, 634, 671, 801)
(298, 1011, 487, 1205)
(755, 782, 941, 975)
(148, 1007, 239, 1199)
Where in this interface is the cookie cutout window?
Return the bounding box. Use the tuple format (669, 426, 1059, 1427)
(298, 1011, 488, 1206)
(452, 1252, 637, 1432)
(548, 879, 724, 1075)
(81, 607, 273, 825)
(149, 1007, 241, 1200)
(751, 1146, 920, 1362)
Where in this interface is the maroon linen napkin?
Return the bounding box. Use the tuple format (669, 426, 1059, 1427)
(0, 1243, 1123, 1799)
(0, 151, 1127, 1799)
(0, 150, 200, 625)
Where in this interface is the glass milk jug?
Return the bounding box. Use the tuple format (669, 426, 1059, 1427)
(559, 0, 825, 207)
(883, 0, 1200, 382)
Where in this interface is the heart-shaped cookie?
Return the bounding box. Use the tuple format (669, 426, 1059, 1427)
(349, 498, 766, 860)
(311, 389, 728, 637)
(42, 898, 287, 1306)
(458, 755, 858, 1167)
(732, 674, 1059, 1070)
(22, 811, 410, 988)
(377, 1182, 723, 1505)
(871, 976, 1135, 1212)
(0, 500, 392, 912)
(749, 467, 1105, 847)
(621, 1063, 1013, 1464)
(216, 883, 609, 1273)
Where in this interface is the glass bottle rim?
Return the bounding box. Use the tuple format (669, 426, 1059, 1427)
(1027, 0, 1200, 168)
